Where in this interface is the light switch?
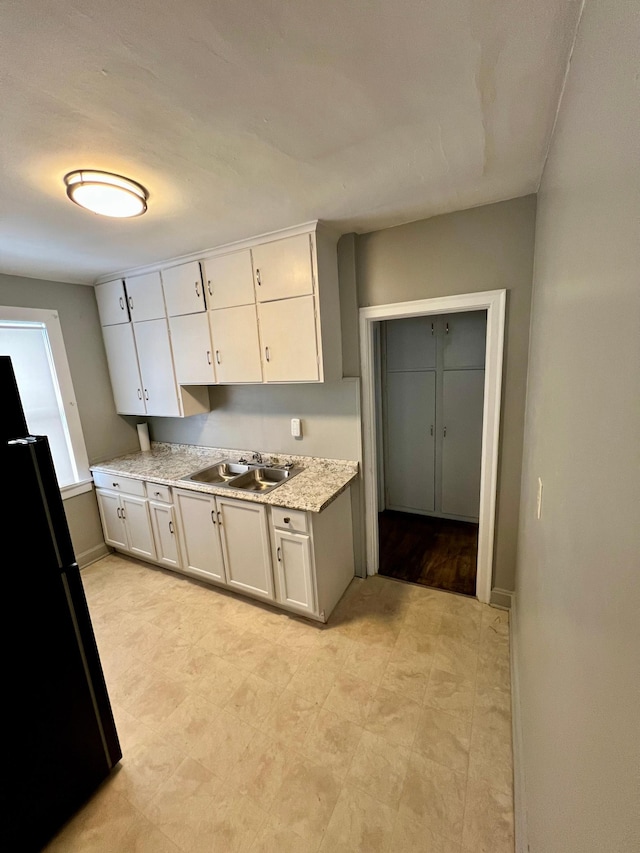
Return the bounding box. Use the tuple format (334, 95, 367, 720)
(291, 418, 302, 438)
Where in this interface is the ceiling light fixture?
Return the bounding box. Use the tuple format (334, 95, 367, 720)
(63, 170, 148, 218)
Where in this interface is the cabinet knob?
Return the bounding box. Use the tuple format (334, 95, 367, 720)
(283, 517, 290, 523)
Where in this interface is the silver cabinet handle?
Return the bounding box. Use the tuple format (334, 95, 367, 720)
(195, 280, 200, 298)
(217, 510, 222, 525)
(215, 350, 220, 364)
(120, 508, 126, 519)
(256, 268, 262, 287)
(445, 322, 449, 334)
(144, 389, 149, 401)
(265, 346, 270, 362)
(211, 510, 216, 525)
(112, 482, 120, 488)
(128, 296, 134, 310)
(169, 520, 174, 534)
(207, 280, 212, 296)
(430, 425, 434, 436)
(206, 350, 212, 365)
(277, 547, 282, 562)
(137, 388, 143, 400)
(444, 426, 447, 437)
(431, 322, 434, 336)
(116, 507, 121, 518)
(119, 296, 125, 311)
(154, 490, 161, 497)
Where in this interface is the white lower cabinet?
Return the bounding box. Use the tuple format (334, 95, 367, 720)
(273, 529, 315, 615)
(173, 489, 226, 584)
(218, 497, 274, 601)
(149, 499, 182, 570)
(94, 474, 355, 622)
(96, 489, 157, 562)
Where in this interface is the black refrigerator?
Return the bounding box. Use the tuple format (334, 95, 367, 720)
(0, 356, 121, 852)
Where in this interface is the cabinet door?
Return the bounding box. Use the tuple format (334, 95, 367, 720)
(385, 317, 436, 371)
(258, 296, 319, 382)
(125, 272, 166, 322)
(149, 501, 181, 569)
(218, 498, 274, 600)
(384, 370, 436, 513)
(441, 370, 485, 519)
(95, 490, 128, 549)
(162, 262, 206, 317)
(169, 313, 217, 385)
(209, 305, 262, 383)
(101, 323, 145, 415)
(252, 234, 314, 302)
(95, 279, 129, 326)
(174, 489, 226, 583)
(121, 494, 157, 561)
(202, 250, 255, 310)
(442, 311, 487, 369)
(133, 318, 181, 416)
(274, 529, 315, 615)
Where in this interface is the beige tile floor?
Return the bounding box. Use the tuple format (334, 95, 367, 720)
(44, 553, 514, 853)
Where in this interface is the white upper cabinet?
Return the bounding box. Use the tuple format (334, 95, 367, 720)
(202, 250, 255, 310)
(258, 295, 319, 383)
(101, 323, 145, 415)
(95, 279, 130, 326)
(161, 261, 206, 317)
(169, 313, 217, 385)
(133, 318, 181, 417)
(251, 233, 314, 302)
(208, 305, 263, 383)
(125, 271, 165, 321)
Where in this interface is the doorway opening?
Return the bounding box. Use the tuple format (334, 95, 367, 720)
(375, 311, 486, 596)
(359, 291, 506, 603)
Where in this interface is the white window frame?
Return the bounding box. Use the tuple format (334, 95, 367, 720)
(0, 306, 92, 499)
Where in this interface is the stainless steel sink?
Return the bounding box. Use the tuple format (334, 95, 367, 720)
(182, 461, 250, 484)
(181, 459, 302, 493)
(227, 466, 300, 493)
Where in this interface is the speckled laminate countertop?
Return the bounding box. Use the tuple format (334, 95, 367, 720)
(90, 442, 359, 513)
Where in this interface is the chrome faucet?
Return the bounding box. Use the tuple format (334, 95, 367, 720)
(251, 451, 264, 464)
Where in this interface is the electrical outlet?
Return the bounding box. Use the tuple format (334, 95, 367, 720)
(536, 477, 543, 519)
(291, 418, 302, 438)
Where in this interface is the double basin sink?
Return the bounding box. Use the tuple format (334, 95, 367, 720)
(181, 459, 303, 494)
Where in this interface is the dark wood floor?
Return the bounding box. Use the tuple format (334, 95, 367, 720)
(378, 510, 478, 596)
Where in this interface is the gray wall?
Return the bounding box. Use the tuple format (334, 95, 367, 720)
(0, 272, 139, 562)
(514, 2, 640, 851)
(355, 195, 536, 591)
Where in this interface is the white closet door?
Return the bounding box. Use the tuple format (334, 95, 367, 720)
(441, 370, 485, 518)
(384, 371, 436, 512)
(133, 318, 181, 416)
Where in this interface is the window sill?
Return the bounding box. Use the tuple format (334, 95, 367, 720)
(61, 479, 94, 500)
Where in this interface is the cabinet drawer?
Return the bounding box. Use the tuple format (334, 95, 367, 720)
(271, 507, 309, 534)
(147, 483, 172, 503)
(92, 471, 146, 496)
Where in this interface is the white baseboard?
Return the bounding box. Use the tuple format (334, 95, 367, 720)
(510, 593, 529, 853)
(76, 542, 110, 569)
(491, 587, 513, 609)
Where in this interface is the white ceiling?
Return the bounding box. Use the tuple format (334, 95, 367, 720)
(0, 0, 582, 284)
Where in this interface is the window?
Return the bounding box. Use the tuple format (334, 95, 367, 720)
(0, 306, 91, 498)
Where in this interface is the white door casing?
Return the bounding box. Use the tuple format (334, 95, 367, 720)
(359, 289, 506, 603)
